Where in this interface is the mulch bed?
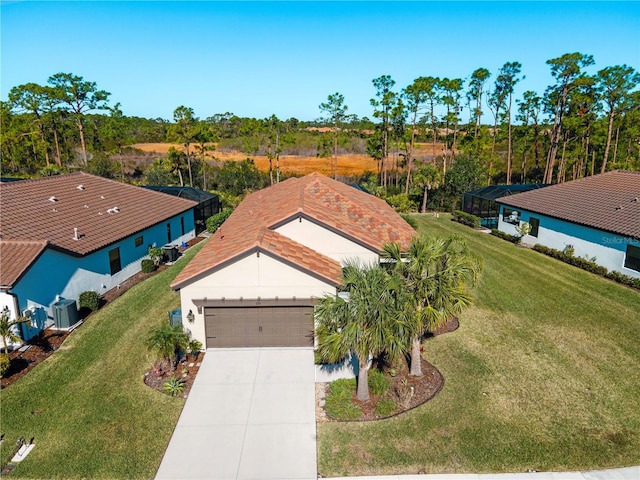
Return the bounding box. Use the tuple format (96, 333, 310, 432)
(1, 329, 71, 389)
(143, 353, 205, 398)
(356, 358, 444, 421)
(318, 317, 459, 422)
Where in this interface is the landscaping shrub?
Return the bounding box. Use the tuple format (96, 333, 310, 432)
(368, 369, 390, 396)
(148, 247, 164, 266)
(162, 377, 186, 397)
(401, 213, 418, 230)
(605, 271, 640, 290)
(78, 290, 100, 312)
(531, 244, 640, 290)
(206, 208, 233, 234)
(141, 259, 156, 273)
(452, 210, 481, 228)
(385, 194, 416, 213)
(0, 354, 9, 378)
(532, 244, 608, 275)
(374, 399, 397, 416)
(491, 229, 520, 243)
(325, 378, 362, 420)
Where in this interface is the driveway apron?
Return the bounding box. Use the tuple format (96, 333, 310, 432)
(155, 348, 317, 480)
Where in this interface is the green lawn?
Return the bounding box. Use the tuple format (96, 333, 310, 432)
(0, 243, 204, 479)
(318, 214, 640, 477)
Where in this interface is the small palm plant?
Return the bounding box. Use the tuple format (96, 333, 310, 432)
(0, 310, 30, 378)
(163, 377, 186, 396)
(145, 323, 189, 372)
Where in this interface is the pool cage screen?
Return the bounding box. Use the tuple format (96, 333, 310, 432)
(462, 184, 547, 229)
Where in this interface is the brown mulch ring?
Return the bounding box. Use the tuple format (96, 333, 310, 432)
(316, 317, 459, 422)
(143, 352, 205, 398)
(1, 328, 71, 389)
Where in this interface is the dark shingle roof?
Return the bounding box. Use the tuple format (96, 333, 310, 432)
(496, 170, 640, 239)
(0, 172, 197, 256)
(171, 173, 416, 289)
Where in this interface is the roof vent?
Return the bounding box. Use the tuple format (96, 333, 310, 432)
(107, 207, 120, 214)
(73, 227, 80, 241)
(100, 195, 105, 199)
(77, 185, 85, 190)
(615, 206, 622, 210)
(49, 196, 58, 202)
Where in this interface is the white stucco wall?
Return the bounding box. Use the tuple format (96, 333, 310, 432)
(178, 252, 337, 345)
(275, 217, 379, 265)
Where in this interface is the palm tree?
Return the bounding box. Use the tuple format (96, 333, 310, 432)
(382, 235, 481, 377)
(145, 324, 189, 371)
(413, 165, 442, 213)
(315, 261, 406, 401)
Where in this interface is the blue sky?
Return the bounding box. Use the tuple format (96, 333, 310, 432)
(2, 1, 639, 121)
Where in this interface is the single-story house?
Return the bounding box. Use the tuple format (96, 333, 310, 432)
(171, 172, 416, 348)
(495, 170, 640, 278)
(143, 185, 221, 234)
(0, 172, 198, 342)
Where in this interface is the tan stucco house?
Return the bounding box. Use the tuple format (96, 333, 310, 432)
(170, 173, 416, 348)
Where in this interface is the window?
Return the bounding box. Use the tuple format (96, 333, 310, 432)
(135, 236, 144, 247)
(529, 217, 540, 237)
(503, 207, 520, 225)
(109, 248, 122, 275)
(166, 223, 172, 244)
(181, 216, 185, 236)
(624, 245, 640, 272)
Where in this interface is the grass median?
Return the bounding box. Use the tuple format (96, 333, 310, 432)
(0, 242, 204, 479)
(317, 214, 640, 477)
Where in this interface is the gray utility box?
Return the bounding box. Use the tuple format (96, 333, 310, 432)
(163, 245, 179, 263)
(53, 299, 80, 329)
(169, 308, 182, 327)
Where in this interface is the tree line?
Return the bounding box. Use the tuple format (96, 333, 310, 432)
(1, 52, 638, 201)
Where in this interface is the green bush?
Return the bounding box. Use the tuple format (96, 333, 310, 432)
(163, 377, 186, 397)
(452, 210, 482, 228)
(374, 399, 397, 416)
(400, 213, 418, 230)
(0, 354, 10, 378)
(368, 369, 390, 396)
(148, 247, 164, 266)
(532, 244, 640, 290)
(141, 259, 156, 273)
(385, 194, 416, 213)
(206, 208, 233, 234)
(325, 378, 361, 420)
(188, 339, 202, 355)
(491, 229, 521, 243)
(78, 290, 100, 312)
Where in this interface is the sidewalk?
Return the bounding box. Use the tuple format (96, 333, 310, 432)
(323, 466, 639, 480)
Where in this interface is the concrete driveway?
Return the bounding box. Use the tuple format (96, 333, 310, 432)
(155, 348, 317, 480)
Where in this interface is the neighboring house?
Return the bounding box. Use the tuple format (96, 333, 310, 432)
(143, 186, 220, 234)
(171, 172, 416, 348)
(495, 170, 640, 279)
(462, 184, 548, 229)
(0, 172, 198, 342)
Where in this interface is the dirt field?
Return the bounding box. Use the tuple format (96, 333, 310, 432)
(130, 142, 442, 177)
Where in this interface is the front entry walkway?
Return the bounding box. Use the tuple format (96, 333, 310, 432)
(155, 348, 317, 480)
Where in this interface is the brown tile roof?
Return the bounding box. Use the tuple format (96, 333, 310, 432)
(496, 170, 640, 239)
(0, 172, 197, 256)
(0, 239, 48, 287)
(171, 173, 416, 289)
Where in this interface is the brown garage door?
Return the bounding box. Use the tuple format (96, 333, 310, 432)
(204, 306, 314, 348)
